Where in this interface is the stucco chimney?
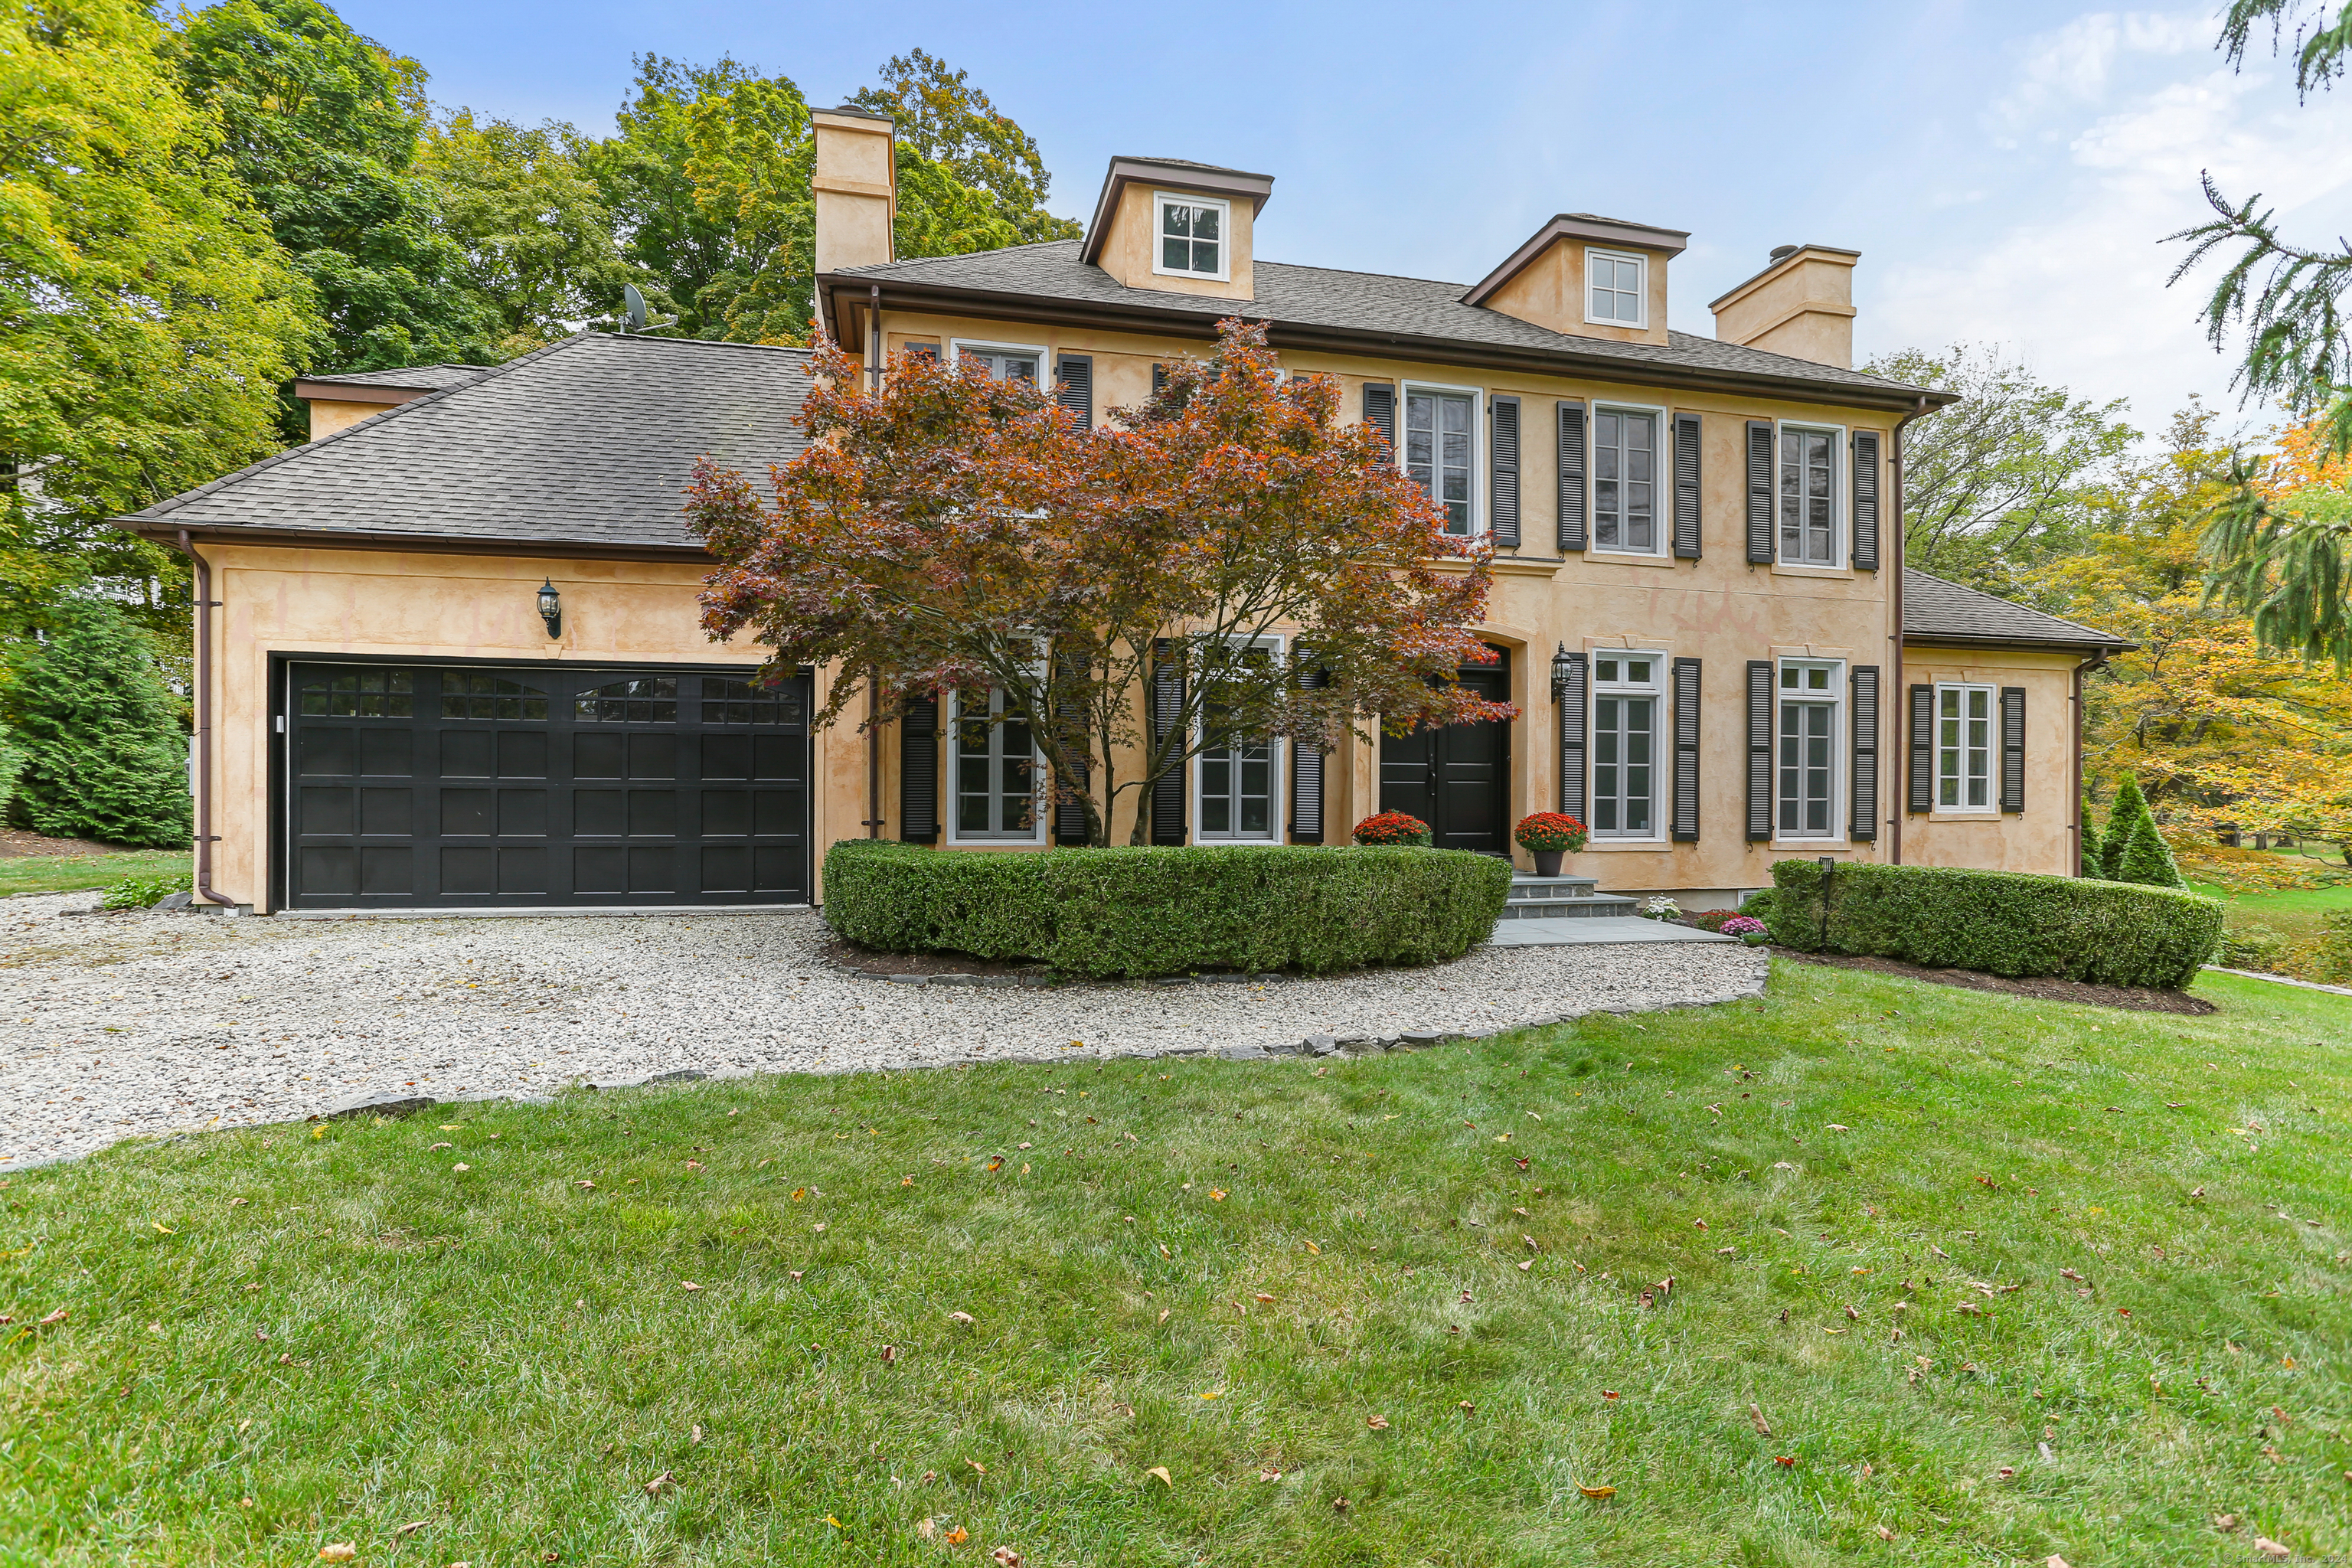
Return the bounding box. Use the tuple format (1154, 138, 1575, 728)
(1708, 244, 1860, 368)
(812, 106, 897, 275)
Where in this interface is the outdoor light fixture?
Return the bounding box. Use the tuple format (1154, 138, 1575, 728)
(537, 578, 562, 639)
(1550, 642, 1576, 703)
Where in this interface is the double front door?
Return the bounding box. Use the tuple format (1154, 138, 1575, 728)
(1377, 649, 1511, 854)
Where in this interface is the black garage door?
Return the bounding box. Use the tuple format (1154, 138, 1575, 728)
(281, 661, 810, 910)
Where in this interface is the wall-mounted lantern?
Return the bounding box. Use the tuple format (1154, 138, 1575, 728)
(537, 578, 563, 640)
(1550, 642, 1576, 703)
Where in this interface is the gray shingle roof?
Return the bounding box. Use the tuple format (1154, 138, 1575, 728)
(126, 334, 812, 553)
(834, 240, 1935, 399)
(300, 363, 496, 391)
(1903, 569, 2130, 650)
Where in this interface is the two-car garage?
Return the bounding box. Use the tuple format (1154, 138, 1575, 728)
(276, 659, 811, 911)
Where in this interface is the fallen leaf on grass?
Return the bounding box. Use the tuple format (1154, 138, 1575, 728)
(1602, 1390, 1621, 1400)
(680, 1282, 701, 1292)
(1254, 1292, 1275, 1304)
(945, 1526, 968, 1544)
(915, 1518, 936, 1540)
(966, 1459, 986, 1475)
(1773, 1456, 1796, 1468)
(1875, 1524, 1896, 1540)
(1259, 1467, 1282, 1481)
(37, 1308, 67, 1327)
(576, 1181, 596, 1190)
(395, 1521, 428, 1537)
(644, 1470, 674, 1494)
(1331, 1497, 1350, 1512)
(949, 1312, 975, 1326)
(1304, 1240, 1321, 1254)
(1365, 1415, 1388, 1429)
(991, 1549, 1024, 1567)
(1577, 1485, 1615, 1500)
(1209, 1190, 1227, 1201)
(1749, 1403, 1772, 1436)
(1145, 1465, 1172, 1487)
(318, 1548, 357, 1564)
(1517, 1259, 1533, 1272)
(2254, 1541, 2290, 1561)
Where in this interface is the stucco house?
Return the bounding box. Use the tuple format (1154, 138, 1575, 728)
(121, 106, 2128, 915)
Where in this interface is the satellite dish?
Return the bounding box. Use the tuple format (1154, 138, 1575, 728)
(623, 283, 648, 333)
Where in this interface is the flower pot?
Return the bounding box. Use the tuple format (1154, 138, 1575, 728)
(1530, 849, 1564, 877)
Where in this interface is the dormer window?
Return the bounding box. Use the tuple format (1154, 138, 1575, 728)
(1586, 248, 1647, 327)
(1155, 193, 1229, 280)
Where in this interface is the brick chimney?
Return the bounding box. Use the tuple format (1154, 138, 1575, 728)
(1709, 244, 1860, 368)
(812, 106, 897, 274)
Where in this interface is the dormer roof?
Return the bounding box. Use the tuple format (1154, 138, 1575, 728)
(1080, 156, 1275, 266)
(1462, 214, 1689, 309)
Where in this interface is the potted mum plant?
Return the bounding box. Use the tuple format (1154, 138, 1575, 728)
(1513, 812, 1588, 877)
(1352, 811, 1432, 847)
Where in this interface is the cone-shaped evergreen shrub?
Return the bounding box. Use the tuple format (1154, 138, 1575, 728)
(2115, 812, 2185, 890)
(2079, 795, 2103, 878)
(4, 600, 191, 848)
(2099, 774, 2151, 880)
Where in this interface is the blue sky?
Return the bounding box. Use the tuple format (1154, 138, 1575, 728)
(346, 1, 2352, 443)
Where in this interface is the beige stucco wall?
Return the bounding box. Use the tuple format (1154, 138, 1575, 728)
(1900, 645, 2085, 877)
(307, 399, 387, 441)
(1481, 239, 1674, 347)
(812, 112, 897, 276)
(1710, 250, 1859, 370)
(1094, 181, 1256, 299)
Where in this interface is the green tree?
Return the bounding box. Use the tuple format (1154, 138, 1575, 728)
(1860, 345, 2135, 596)
(172, 0, 496, 376)
(849, 49, 1079, 246)
(2, 598, 191, 847)
(2099, 773, 2155, 880)
(2115, 812, 2187, 889)
(2171, 2, 2352, 665)
(415, 110, 632, 353)
(2, 0, 311, 647)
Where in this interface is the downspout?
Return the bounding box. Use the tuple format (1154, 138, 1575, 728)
(2072, 650, 2109, 874)
(865, 283, 884, 838)
(172, 529, 237, 906)
(1887, 394, 1929, 865)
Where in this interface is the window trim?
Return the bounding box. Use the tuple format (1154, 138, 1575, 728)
(1151, 191, 1233, 283)
(1589, 649, 1668, 842)
(1397, 379, 1485, 538)
(1583, 247, 1648, 329)
(1587, 400, 1672, 558)
(1187, 634, 1286, 844)
(1774, 657, 1846, 844)
(943, 685, 1048, 846)
(1932, 680, 1999, 815)
(947, 338, 1049, 384)
(1775, 419, 1847, 567)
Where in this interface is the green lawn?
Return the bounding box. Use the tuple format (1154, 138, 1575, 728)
(0, 849, 189, 898)
(2188, 877, 2352, 954)
(7, 962, 2349, 1565)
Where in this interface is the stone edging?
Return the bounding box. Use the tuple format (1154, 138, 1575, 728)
(2201, 964, 2352, 998)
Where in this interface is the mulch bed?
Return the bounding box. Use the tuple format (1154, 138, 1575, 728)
(0, 829, 148, 859)
(820, 936, 1057, 980)
(1768, 946, 2216, 1014)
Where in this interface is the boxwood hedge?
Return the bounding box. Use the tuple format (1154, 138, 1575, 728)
(822, 840, 1513, 980)
(1759, 860, 2223, 990)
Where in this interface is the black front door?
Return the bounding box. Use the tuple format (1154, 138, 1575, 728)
(281, 661, 810, 909)
(1379, 649, 1512, 854)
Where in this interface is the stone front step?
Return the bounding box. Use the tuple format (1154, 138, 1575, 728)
(1508, 874, 1600, 900)
(1498, 893, 1641, 920)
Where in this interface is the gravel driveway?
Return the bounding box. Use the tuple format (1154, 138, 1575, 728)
(1, 892, 1768, 1166)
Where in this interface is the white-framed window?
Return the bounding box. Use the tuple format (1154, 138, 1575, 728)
(1402, 381, 1480, 536)
(1154, 191, 1230, 281)
(1936, 682, 1996, 811)
(1592, 403, 1664, 553)
(1777, 659, 1844, 839)
(951, 339, 1044, 383)
(1778, 423, 1843, 566)
(949, 687, 1044, 844)
(1586, 248, 1647, 327)
(1591, 652, 1664, 838)
(1194, 636, 1284, 842)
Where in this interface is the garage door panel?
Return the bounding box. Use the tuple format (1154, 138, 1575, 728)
(288, 662, 808, 909)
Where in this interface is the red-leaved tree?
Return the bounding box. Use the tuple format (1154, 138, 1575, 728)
(688, 317, 1513, 844)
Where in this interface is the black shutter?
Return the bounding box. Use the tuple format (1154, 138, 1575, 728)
(1052, 656, 1089, 845)
(2001, 687, 2027, 813)
(1290, 656, 1326, 844)
(1908, 684, 1934, 814)
(1557, 401, 1587, 552)
(1851, 430, 1880, 570)
(1055, 354, 1093, 430)
(1746, 420, 1775, 564)
(1746, 661, 1775, 841)
(1672, 413, 1703, 560)
(1152, 362, 1168, 397)
(900, 694, 939, 844)
(1149, 639, 1187, 844)
(1361, 382, 1395, 459)
(1553, 650, 1588, 821)
(1489, 395, 1521, 549)
(1671, 655, 1701, 841)
(1850, 664, 1879, 841)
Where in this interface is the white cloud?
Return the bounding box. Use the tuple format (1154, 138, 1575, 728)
(1867, 8, 2352, 433)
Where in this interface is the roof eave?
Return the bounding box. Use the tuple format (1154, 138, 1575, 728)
(116, 518, 710, 563)
(1902, 632, 2136, 654)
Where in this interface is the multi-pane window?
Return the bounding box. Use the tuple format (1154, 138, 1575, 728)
(1591, 654, 1660, 837)
(1593, 409, 1658, 552)
(959, 346, 1037, 382)
(701, 676, 803, 726)
(1779, 427, 1838, 565)
(1777, 662, 1841, 838)
(440, 672, 547, 720)
(1588, 250, 1644, 324)
(1405, 389, 1475, 534)
(1936, 683, 1994, 809)
(953, 688, 1039, 841)
(299, 668, 413, 718)
(575, 678, 677, 723)
(1197, 729, 1273, 839)
(1157, 194, 1226, 277)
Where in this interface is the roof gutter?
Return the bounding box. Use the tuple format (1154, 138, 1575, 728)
(816, 274, 1960, 416)
(1889, 396, 1928, 865)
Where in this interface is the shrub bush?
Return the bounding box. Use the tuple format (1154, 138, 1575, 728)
(1759, 860, 2223, 991)
(2213, 923, 2285, 972)
(822, 840, 1513, 979)
(3, 599, 191, 848)
(2287, 910, 2352, 986)
(101, 874, 182, 910)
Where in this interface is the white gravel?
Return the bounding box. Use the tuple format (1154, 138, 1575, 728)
(0, 890, 1768, 1166)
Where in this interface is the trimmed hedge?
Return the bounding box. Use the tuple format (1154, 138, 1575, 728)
(1759, 861, 2223, 991)
(822, 840, 1513, 979)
